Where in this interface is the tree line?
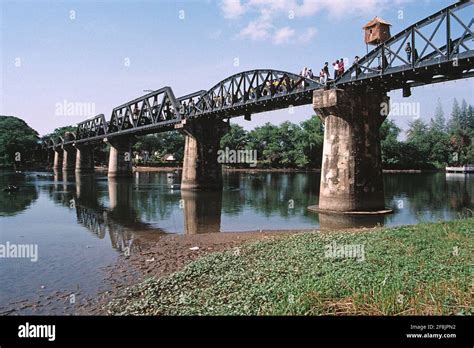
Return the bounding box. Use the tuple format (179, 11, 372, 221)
(382, 98, 473, 169)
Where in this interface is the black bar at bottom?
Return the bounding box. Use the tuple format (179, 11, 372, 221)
(0, 316, 471, 346)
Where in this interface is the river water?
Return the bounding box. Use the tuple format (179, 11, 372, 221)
(0, 170, 472, 312)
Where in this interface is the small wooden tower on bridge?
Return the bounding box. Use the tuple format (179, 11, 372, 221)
(363, 17, 391, 48)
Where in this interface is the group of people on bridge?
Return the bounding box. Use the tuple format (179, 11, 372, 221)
(300, 55, 364, 84)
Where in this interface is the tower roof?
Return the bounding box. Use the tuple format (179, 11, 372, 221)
(363, 17, 391, 29)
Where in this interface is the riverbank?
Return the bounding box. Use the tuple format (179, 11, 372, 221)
(107, 218, 473, 315)
(131, 166, 444, 173)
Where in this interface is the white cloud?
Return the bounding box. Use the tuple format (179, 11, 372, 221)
(298, 27, 317, 43)
(223, 0, 386, 44)
(273, 27, 295, 45)
(238, 20, 273, 41)
(221, 0, 246, 19)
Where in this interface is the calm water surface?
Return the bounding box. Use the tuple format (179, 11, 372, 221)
(0, 170, 472, 310)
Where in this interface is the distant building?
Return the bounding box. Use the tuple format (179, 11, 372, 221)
(162, 154, 176, 161)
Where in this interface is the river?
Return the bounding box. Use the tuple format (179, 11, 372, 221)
(0, 170, 472, 313)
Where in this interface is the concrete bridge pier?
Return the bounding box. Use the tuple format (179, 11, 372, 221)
(180, 119, 229, 190)
(309, 88, 392, 214)
(62, 144, 77, 171)
(53, 148, 63, 170)
(75, 145, 95, 173)
(106, 137, 134, 178)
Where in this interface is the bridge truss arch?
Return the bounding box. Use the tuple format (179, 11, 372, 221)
(183, 69, 322, 119)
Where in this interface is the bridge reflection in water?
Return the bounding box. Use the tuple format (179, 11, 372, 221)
(46, 171, 229, 254)
(49, 171, 390, 246)
(182, 190, 222, 234)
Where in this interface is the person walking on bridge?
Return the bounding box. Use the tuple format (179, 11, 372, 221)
(323, 62, 330, 82)
(353, 56, 362, 76)
(319, 68, 326, 83)
(339, 58, 345, 76)
(405, 42, 412, 62)
(333, 60, 340, 78)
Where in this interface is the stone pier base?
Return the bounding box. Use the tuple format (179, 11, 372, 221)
(106, 137, 134, 178)
(75, 145, 95, 173)
(180, 119, 229, 190)
(311, 88, 392, 214)
(62, 145, 77, 171)
(53, 149, 63, 170)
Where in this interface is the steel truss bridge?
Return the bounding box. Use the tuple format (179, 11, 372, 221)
(44, 0, 473, 149)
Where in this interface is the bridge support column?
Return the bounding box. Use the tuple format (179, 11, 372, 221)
(181, 119, 229, 190)
(310, 88, 391, 214)
(75, 145, 95, 173)
(106, 137, 134, 178)
(62, 145, 77, 171)
(53, 148, 63, 170)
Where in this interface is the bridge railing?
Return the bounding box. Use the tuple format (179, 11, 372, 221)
(76, 114, 108, 141)
(337, 0, 473, 86)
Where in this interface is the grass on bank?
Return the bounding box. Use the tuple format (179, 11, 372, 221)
(107, 219, 473, 315)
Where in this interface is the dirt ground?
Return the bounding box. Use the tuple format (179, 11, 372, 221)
(83, 229, 305, 315)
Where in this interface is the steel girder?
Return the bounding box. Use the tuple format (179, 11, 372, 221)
(44, 70, 321, 148)
(336, 0, 473, 90)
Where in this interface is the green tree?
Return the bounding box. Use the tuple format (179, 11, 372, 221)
(448, 98, 462, 132)
(247, 123, 281, 167)
(42, 125, 76, 141)
(300, 116, 324, 168)
(380, 119, 403, 167)
(277, 121, 307, 168)
(459, 99, 469, 131)
(448, 129, 470, 165)
(430, 98, 446, 133)
(425, 100, 450, 165)
(220, 124, 249, 150)
(406, 119, 431, 166)
(447, 100, 473, 165)
(0, 116, 40, 167)
(133, 132, 184, 162)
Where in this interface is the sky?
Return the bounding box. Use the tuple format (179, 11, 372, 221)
(1, 0, 473, 137)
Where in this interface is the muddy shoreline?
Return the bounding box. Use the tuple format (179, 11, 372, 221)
(2, 228, 309, 315)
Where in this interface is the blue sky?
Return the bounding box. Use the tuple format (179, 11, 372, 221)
(1, 0, 472, 136)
